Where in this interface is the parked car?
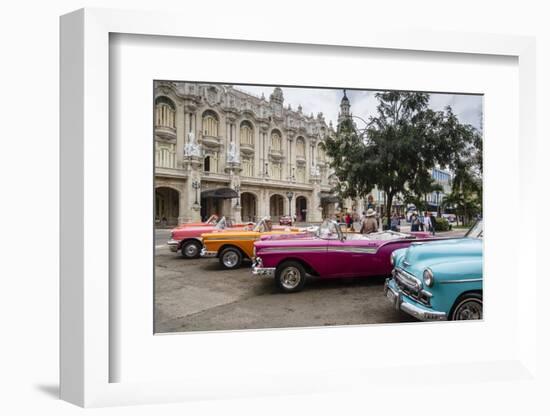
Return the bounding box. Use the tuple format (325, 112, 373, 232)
(252, 219, 433, 293)
(200, 217, 302, 269)
(167, 216, 254, 259)
(384, 220, 483, 321)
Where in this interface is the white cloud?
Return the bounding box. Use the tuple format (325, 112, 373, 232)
(234, 84, 483, 131)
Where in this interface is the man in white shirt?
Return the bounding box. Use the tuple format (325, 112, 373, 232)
(423, 212, 432, 233)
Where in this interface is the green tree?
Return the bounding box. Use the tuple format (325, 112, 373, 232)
(325, 91, 480, 226)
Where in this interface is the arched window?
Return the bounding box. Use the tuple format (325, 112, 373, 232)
(203, 152, 218, 173)
(296, 137, 306, 157)
(242, 157, 254, 177)
(202, 110, 219, 137)
(271, 130, 282, 152)
(270, 162, 282, 180)
(240, 121, 254, 146)
(155, 142, 176, 169)
(317, 143, 326, 161)
(155, 96, 176, 129)
(296, 166, 306, 183)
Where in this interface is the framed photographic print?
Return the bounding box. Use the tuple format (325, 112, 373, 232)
(60, 7, 539, 408)
(153, 80, 484, 333)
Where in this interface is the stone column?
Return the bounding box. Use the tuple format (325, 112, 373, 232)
(175, 103, 185, 168)
(225, 162, 242, 224)
(265, 192, 270, 218)
(309, 176, 323, 223)
(181, 156, 202, 222)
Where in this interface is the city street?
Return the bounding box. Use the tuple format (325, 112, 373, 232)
(154, 226, 467, 333)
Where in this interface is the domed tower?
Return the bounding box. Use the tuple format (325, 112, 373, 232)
(270, 87, 284, 105)
(338, 89, 351, 123)
(270, 87, 284, 118)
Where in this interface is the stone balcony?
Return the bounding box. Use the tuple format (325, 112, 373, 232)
(201, 134, 222, 148)
(240, 142, 255, 155)
(269, 148, 284, 161)
(155, 125, 176, 141)
(296, 154, 306, 165)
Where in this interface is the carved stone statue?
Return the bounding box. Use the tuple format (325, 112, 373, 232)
(184, 132, 201, 157)
(310, 164, 320, 177)
(227, 140, 240, 163)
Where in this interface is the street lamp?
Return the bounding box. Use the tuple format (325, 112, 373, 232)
(286, 191, 294, 218)
(436, 191, 441, 217)
(234, 185, 240, 207)
(192, 180, 201, 205)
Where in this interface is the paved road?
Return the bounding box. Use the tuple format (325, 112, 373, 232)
(154, 245, 418, 334)
(153, 225, 467, 333)
(155, 228, 171, 248)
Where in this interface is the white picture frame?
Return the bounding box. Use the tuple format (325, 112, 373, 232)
(60, 8, 539, 408)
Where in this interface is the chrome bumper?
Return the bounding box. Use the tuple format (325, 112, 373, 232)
(200, 248, 217, 258)
(252, 267, 276, 277)
(251, 257, 276, 278)
(384, 279, 447, 321)
(167, 239, 180, 252)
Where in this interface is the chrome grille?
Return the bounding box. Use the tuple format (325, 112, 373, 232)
(394, 268, 431, 306)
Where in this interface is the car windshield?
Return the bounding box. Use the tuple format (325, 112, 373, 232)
(316, 219, 342, 240)
(361, 230, 412, 241)
(214, 216, 227, 230)
(253, 217, 273, 233)
(465, 219, 483, 239)
(206, 214, 218, 224)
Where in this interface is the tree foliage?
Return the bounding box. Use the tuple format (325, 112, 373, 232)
(324, 91, 482, 224)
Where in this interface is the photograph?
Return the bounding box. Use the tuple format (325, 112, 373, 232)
(154, 81, 483, 333)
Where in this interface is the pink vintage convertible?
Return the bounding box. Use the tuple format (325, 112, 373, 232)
(252, 219, 433, 292)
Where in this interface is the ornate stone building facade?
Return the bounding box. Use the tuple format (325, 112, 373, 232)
(154, 81, 339, 225)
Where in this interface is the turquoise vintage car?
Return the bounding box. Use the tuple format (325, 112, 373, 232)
(385, 220, 483, 321)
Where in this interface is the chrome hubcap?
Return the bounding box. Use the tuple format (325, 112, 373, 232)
(223, 251, 239, 268)
(455, 300, 482, 320)
(184, 243, 198, 257)
(280, 266, 301, 289)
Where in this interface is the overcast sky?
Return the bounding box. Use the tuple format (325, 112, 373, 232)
(234, 84, 483, 132)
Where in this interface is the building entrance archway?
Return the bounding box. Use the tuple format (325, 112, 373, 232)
(296, 196, 307, 222)
(155, 187, 180, 226)
(241, 192, 257, 222)
(269, 194, 285, 219)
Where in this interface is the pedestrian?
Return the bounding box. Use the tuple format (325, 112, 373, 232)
(360, 208, 378, 234)
(345, 212, 352, 230)
(390, 212, 400, 231)
(423, 212, 432, 233)
(429, 212, 436, 235)
(410, 212, 420, 232)
(418, 212, 425, 231)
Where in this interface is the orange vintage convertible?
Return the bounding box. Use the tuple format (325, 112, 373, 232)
(200, 217, 304, 269)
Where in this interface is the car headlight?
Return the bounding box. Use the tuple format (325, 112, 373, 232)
(423, 268, 434, 287)
(390, 252, 396, 266)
